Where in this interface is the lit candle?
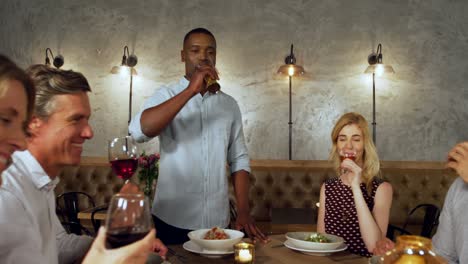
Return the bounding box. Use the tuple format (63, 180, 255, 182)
(238, 249, 252, 262)
(234, 242, 254, 264)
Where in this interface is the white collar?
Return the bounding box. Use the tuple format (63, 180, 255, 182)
(12, 150, 60, 191)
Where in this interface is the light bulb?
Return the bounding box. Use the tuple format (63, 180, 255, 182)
(375, 64, 384, 76)
(120, 66, 131, 77)
(288, 65, 295, 76)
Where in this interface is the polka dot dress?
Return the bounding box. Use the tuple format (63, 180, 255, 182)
(324, 177, 383, 257)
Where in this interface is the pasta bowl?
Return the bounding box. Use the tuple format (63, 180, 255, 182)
(188, 228, 244, 252)
(285, 232, 344, 250)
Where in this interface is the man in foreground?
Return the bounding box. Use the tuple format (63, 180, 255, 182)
(1, 64, 167, 263)
(1, 65, 95, 263)
(375, 141, 468, 263)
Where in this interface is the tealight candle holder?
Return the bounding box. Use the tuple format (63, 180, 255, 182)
(234, 242, 254, 264)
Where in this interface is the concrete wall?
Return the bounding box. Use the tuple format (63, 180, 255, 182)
(1, 0, 467, 160)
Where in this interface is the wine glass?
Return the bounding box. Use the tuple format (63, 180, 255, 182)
(108, 136, 139, 183)
(105, 193, 152, 249)
(339, 149, 357, 174)
(339, 149, 357, 162)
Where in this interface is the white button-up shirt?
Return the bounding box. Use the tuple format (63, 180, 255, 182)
(129, 77, 250, 230)
(0, 150, 93, 264)
(432, 177, 468, 264)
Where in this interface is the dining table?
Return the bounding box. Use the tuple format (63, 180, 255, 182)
(78, 206, 107, 221)
(78, 207, 368, 263)
(146, 234, 368, 264)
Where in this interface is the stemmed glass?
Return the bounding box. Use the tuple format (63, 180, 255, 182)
(105, 193, 152, 248)
(108, 136, 139, 183)
(339, 149, 357, 174)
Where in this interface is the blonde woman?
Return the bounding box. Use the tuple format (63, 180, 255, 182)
(317, 112, 392, 256)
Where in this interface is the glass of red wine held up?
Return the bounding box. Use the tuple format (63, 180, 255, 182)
(109, 136, 139, 183)
(339, 149, 357, 175)
(105, 193, 152, 249)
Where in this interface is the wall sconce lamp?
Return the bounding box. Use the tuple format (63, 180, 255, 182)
(110, 46, 138, 134)
(364, 43, 395, 144)
(277, 44, 306, 160)
(110, 46, 138, 76)
(45, 48, 64, 68)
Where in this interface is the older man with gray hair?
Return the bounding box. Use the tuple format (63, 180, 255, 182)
(1, 64, 94, 263)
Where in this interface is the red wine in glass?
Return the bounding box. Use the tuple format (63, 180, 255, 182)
(339, 150, 357, 174)
(105, 193, 152, 249)
(110, 159, 138, 180)
(340, 153, 357, 162)
(108, 136, 139, 182)
(106, 226, 149, 249)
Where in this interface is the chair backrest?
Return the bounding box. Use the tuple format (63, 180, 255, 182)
(271, 208, 316, 225)
(386, 224, 412, 241)
(402, 203, 441, 238)
(91, 205, 108, 233)
(56, 191, 95, 235)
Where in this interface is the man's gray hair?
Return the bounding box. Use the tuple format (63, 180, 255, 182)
(26, 64, 91, 119)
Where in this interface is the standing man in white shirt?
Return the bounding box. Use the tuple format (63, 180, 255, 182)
(1, 64, 95, 263)
(129, 27, 268, 244)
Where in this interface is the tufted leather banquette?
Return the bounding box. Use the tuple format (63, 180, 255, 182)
(56, 158, 457, 227)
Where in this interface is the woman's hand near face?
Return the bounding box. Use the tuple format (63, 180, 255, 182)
(341, 158, 362, 188)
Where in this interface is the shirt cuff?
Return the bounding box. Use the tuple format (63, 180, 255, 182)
(129, 111, 152, 142)
(230, 158, 251, 175)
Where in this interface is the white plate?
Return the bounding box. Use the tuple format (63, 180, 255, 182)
(284, 240, 348, 256)
(183, 240, 234, 258)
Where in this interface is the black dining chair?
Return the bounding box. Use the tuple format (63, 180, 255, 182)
(387, 203, 440, 241)
(91, 205, 109, 233)
(56, 191, 95, 235)
(386, 224, 412, 241)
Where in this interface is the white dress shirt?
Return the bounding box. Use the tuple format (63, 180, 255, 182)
(129, 77, 250, 230)
(0, 150, 93, 264)
(432, 177, 468, 264)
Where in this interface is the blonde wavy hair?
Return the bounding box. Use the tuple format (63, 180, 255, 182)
(329, 112, 381, 195)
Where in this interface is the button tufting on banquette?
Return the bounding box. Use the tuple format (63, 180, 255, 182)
(56, 158, 457, 229)
(55, 157, 144, 211)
